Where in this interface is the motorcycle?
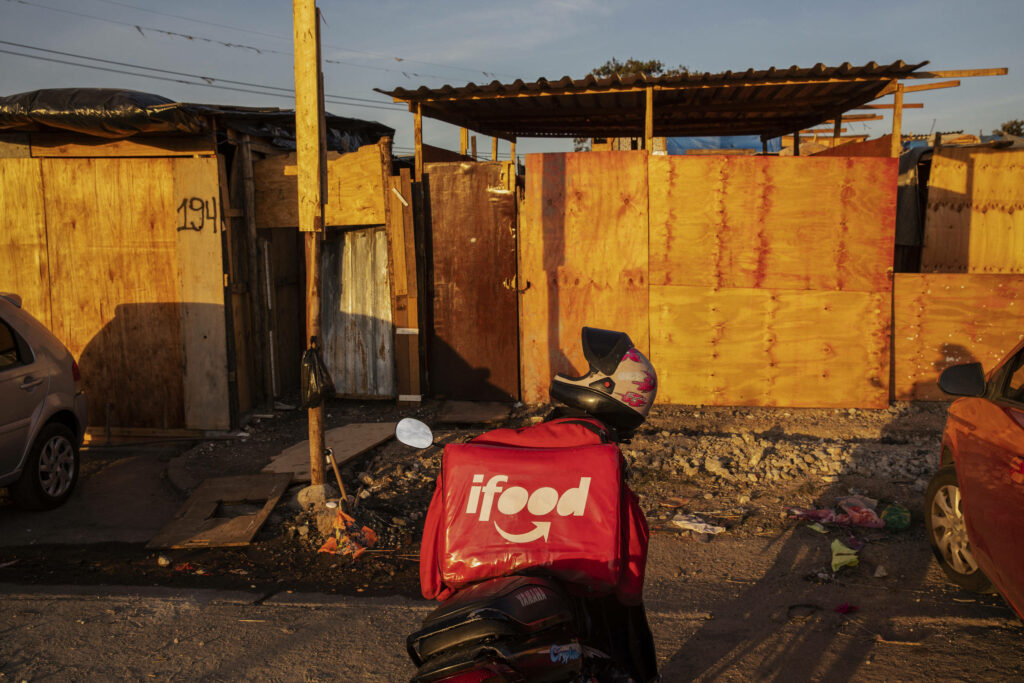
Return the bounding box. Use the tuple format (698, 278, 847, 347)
(396, 414, 658, 683)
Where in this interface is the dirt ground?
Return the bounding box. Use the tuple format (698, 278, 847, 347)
(2, 398, 1022, 680)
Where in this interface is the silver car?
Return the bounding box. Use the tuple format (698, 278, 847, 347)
(0, 293, 88, 509)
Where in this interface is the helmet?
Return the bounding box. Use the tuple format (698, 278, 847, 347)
(549, 327, 657, 433)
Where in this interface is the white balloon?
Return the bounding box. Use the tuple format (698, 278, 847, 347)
(396, 418, 433, 449)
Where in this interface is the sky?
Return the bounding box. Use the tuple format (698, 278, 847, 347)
(1, 0, 1022, 157)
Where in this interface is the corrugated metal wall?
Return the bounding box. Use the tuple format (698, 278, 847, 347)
(321, 227, 395, 398)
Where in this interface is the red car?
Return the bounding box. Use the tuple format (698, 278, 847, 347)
(926, 339, 1024, 619)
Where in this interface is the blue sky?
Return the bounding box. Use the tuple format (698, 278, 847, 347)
(1, 0, 1021, 156)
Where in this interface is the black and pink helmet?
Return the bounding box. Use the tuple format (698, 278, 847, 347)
(549, 327, 657, 433)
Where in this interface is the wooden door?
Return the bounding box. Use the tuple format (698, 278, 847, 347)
(425, 162, 518, 400)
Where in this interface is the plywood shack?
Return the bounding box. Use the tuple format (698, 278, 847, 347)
(252, 139, 397, 398)
(921, 147, 1024, 273)
(0, 145, 229, 430)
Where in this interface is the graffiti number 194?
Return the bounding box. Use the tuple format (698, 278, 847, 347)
(176, 196, 218, 233)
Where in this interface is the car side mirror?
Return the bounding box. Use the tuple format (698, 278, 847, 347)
(938, 362, 986, 397)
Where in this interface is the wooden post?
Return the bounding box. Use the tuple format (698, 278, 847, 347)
(891, 83, 904, 158)
(833, 115, 842, 144)
(471, 135, 477, 160)
(239, 136, 271, 407)
(491, 137, 498, 161)
(793, 131, 800, 156)
(293, 0, 326, 488)
(414, 102, 423, 181)
(510, 140, 516, 168)
(644, 86, 654, 151)
(761, 137, 768, 154)
(460, 127, 468, 157)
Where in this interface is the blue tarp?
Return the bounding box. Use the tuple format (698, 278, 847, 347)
(667, 135, 781, 154)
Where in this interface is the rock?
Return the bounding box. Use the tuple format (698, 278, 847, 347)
(358, 489, 372, 499)
(157, 555, 171, 567)
(297, 484, 337, 509)
(738, 494, 751, 505)
(359, 473, 374, 486)
(297, 525, 309, 537)
(314, 510, 336, 536)
(874, 565, 889, 578)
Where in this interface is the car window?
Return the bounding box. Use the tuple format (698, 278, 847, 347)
(0, 318, 22, 370)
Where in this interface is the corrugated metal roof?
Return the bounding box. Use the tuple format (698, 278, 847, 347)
(378, 61, 928, 140)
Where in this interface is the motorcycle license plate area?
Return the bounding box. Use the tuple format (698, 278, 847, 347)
(440, 442, 623, 592)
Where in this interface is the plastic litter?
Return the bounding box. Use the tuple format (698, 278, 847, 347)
(671, 513, 725, 535)
(318, 509, 377, 559)
(881, 503, 911, 530)
(830, 539, 859, 572)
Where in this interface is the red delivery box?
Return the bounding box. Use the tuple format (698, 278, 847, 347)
(420, 420, 648, 604)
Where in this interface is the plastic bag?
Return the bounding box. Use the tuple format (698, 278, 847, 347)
(300, 337, 334, 409)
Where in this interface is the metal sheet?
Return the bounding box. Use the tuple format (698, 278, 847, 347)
(321, 227, 395, 398)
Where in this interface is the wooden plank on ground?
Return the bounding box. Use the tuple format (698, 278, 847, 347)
(42, 157, 187, 429)
(262, 422, 397, 481)
(921, 148, 1024, 274)
(651, 285, 891, 408)
(893, 273, 1024, 400)
(437, 401, 512, 424)
(519, 151, 650, 403)
(172, 157, 230, 430)
(649, 155, 897, 293)
(253, 141, 387, 228)
(30, 133, 216, 158)
(0, 158, 50, 327)
(146, 473, 291, 549)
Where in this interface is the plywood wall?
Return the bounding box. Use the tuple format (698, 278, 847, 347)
(0, 156, 229, 430)
(519, 152, 650, 403)
(893, 273, 1024, 400)
(253, 141, 388, 228)
(649, 155, 897, 408)
(921, 147, 1024, 274)
(0, 159, 50, 324)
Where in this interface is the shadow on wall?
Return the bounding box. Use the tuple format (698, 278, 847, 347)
(77, 302, 225, 430)
(911, 343, 979, 401)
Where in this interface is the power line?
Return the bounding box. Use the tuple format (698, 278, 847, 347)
(0, 48, 409, 114)
(83, 0, 515, 79)
(5, 0, 479, 82)
(0, 39, 405, 109)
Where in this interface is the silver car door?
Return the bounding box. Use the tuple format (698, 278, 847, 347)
(0, 316, 42, 477)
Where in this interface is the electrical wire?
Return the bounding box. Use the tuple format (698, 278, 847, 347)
(84, 0, 514, 79)
(0, 47, 408, 113)
(0, 39, 405, 108)
(5, 0, 486, 82)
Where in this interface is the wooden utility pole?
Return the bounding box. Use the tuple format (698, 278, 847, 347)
(644, 86, 654, 151)
(293, 0, 326, 487)
(890, 83, 905, 158)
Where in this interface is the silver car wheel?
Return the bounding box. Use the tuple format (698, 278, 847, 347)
(37, 433, 76, 499)
(929, 482, 979, 575)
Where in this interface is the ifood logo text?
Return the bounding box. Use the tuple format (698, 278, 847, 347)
(464, 475, 591, 543)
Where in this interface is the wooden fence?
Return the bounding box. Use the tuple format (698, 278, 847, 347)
(519, 151, 898, 408)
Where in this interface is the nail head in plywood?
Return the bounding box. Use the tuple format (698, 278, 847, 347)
(261, 422, 397, 482)
(146, 473, 292, 549)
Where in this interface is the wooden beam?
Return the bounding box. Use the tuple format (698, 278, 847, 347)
(793, 130, 800, 156)
(293, 0, 326, 488)
(903, 80, 960, 93)
(414, 102, 423, 181)
(29, 133, 215, 158)
(905, 68, 1007, 79)
(822, 114, 883, 123)
(833, 115, 842, 141)
(491, 137, 498, 161)
(855, 103, 923, 109)
(471, 135, 477, 160)
(510, 140, 516, 166)
(645, 86, 654, 151)
(459, 127, 468, 156)
(891, 83, 904, 158)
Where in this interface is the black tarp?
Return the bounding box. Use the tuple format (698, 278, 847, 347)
(0, 88, 394, 151)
